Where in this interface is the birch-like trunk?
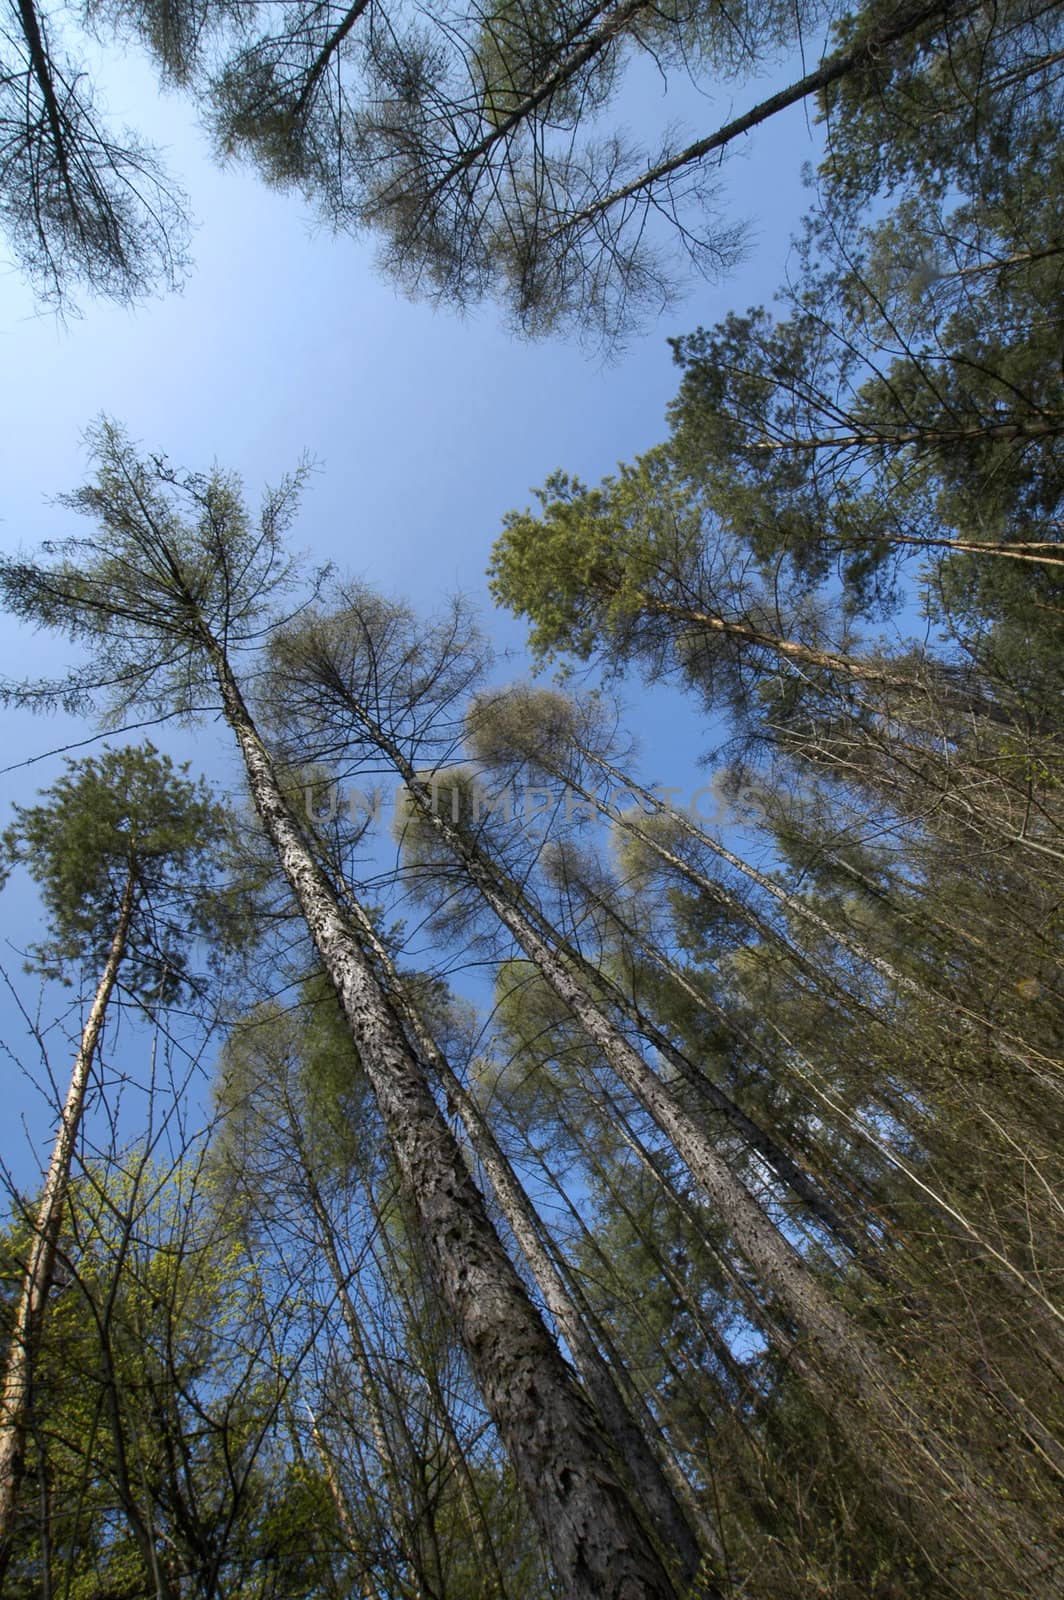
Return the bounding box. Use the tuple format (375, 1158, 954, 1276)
(0, 866, 136, 1572)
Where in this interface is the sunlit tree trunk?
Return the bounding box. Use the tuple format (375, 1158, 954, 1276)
(203, 639, 680, 1600)
(0, 866, 135, 1573)
(347, 898, 713, 1585)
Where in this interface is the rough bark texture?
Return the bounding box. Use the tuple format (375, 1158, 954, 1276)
(349, 905, 716, 1588)
(0, 867, 135, 1574)
(206, 643, 679, 1600)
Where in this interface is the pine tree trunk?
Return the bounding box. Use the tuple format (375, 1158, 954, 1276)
(636, 593, 1022, 729)
(347, 900, 716, 1588)
(545, 0, 970, 236)
(204, 642, 679, 1600)
(522, 866, 873, 1262)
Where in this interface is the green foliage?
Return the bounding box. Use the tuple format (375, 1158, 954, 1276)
(1, 1156, 342, 1598)
(474, 0, 618, 129)
(213, 972, 378, 1208)
(488, 452, 707, 665)
(1, 740, 250, 1000)
(4, 11, 1064, 1573)
(489, 0, 1063, 709)
(0, 418, 309, 726)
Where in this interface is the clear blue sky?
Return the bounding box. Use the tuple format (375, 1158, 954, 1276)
(0, 30, 826, 1189)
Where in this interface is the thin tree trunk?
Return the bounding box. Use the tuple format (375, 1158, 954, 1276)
(836, 528, 1064, 567)
(363, 1203, 474, 1600)
(307, 1407, 386, 1600)
(635, 590, 1006, 711)
(581, 745, 1063, 1085)
(611, 585, 1032, 732)
(515, 829, 880, 1259)
(581, 746, 918, 994)
(531, 1132, 765, 1462)
(431, 1371, 516, 1600)
(281, 1089, 426, 1594)
(547, 860, 886, 1247)
(545, 0, 971, 239)
(90, 1185, 181, 1600)
(0, 866, 136, 1573)
(749, 417, 1063, 453)
(612, 866, 1064, 1343)
(293, 0, 374, 120)
(783, 707, 1064, 866)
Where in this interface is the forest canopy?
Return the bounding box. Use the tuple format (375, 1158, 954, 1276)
(0, 0, 1061, 1596)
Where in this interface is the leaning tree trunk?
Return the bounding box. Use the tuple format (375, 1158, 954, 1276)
(617, 589, 1025, 732)
(575, 751, 1064, 1318)
(542, 0, 969, 238)
(202, 639, 680, 1600)
(516, 873, 874, 1266)
(573, 746, 907, 992)
(347, 899, 715, 1586)
(0, 865, 136, 1574)
(582, 744, 1061, 1095)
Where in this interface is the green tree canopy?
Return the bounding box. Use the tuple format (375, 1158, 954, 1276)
(1, 741, 246, 1000)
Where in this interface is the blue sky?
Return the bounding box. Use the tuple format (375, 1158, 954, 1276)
(0, 29, 826, 1190)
